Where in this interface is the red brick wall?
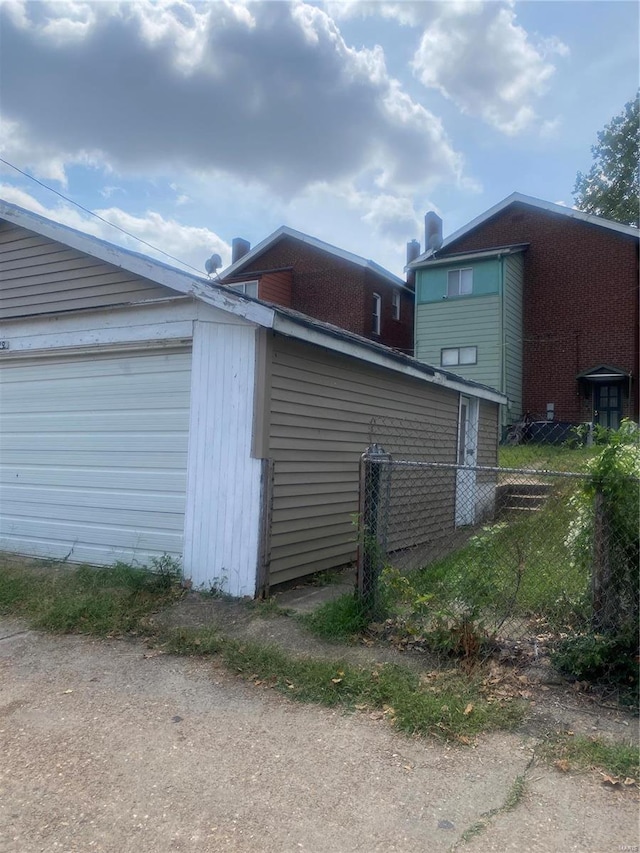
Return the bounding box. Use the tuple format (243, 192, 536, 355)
(232, 237, 414, 352)
(443, 204, 639, 421)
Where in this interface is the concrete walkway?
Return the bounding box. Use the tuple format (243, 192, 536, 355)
(0, 613, 638, 853)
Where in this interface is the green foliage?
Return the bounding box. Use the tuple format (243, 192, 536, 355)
(499, 443, 597, 472)
(551, 632, 639, 705)
(414, 498, 589, 632)
(541, 733, 639, 781)
(200, 637, 523, 740)
(0, 559, 182, 635)
(573, 91, 640, 226)
(566, 420, 639, 637)
(303, 593, 372, 641)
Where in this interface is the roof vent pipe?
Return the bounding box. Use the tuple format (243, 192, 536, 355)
(425, 212, 443, 252)
(231, 237, 251, 264)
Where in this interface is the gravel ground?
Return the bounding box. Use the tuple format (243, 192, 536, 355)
(0, 616, 638, 853)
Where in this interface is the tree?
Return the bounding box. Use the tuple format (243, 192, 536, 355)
(573, 92, 639, 227)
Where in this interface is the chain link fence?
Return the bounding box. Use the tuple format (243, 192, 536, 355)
(355, 415, 639, 681)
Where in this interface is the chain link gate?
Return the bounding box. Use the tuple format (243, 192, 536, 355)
(356, 444, 639, 651)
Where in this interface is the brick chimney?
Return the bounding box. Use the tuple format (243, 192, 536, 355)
(231, 237, 251, 264)
(405, 239, 420, 289)
(425, 212, 443, 252)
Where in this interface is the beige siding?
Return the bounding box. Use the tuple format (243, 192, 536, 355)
(0, 222, 176, 319)
(477, 399, 499, 467)
(267, 335, 463, 586)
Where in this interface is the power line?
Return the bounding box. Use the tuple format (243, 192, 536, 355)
(0, 157, 207, 276)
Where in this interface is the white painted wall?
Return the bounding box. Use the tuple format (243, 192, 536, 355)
(183, 321, 262, 597)
(0, 298, 263, 597)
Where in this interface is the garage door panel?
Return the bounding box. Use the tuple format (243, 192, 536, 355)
(0, 467, 186, 491)
(7, 513, 182, 540)
(1, 411, 191, 432)
(0, 523, 183, 555)
(2, 451, 189, 469)
(0, 349, 191, 565)
(1, 433, 188, 453)
(5, 488, 186, 516)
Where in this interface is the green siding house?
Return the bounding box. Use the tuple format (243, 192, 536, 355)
(414, 245, 526, 426)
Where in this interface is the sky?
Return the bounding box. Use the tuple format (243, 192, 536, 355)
(0, 0, 638, 278)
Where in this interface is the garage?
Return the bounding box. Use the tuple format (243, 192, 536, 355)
(0, 347, 192, 566)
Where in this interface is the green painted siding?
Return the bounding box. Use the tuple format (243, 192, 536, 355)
(417, 258, 500, 303)
(415, 294, 502, 392)
(503, 253, 524, 422)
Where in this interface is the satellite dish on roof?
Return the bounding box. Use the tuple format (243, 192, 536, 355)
(205, 253, 222, 275)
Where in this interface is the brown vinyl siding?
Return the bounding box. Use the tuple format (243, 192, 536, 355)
(477, 399, 499, 468)
(267, 335, 464, 586)
(0, 222, 176, 319)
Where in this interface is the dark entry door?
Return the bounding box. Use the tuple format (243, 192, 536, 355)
(594, 384, 622, 430)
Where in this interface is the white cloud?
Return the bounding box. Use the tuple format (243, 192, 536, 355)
(0, 184, 230, 273)
(412, 3, 569, 135)
(0, 0, 462, 194)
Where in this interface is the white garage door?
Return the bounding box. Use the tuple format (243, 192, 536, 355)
(0, 348, 191, 567)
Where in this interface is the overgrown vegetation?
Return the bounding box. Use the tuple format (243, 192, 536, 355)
(499, 443, 597, 472)
(551, 632, 638, 706)
(164, 626, 523, 740)
(554, 421, 640, 700)
(541, 733, 639, 782)
(0, 555, 522, 742)
(303, 593, 372, 640)
(0, 558, 182, 635)
(306, 489, 589, 658)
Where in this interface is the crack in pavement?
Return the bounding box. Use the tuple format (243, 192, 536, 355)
(449, 752, 537, 851)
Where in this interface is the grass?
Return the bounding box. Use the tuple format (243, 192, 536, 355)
(0, 558, 181, 635)
(0, 556, 523, 743)
(163, 626, 524, 740)
(302, 593, 372, 641)
(499, 444, 597, 472)
(407, 488, 589, 632)
(540, 733, 639, 782)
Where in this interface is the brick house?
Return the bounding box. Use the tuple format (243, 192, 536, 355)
(411, 193, 639, 431)
(220, 226, 414, 354)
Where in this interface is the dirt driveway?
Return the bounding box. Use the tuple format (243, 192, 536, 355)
(0, 617, 637, 853)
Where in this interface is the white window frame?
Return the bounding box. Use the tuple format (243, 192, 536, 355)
(446, 268, 473, 298)
(441, 346, 477, 367)
(229, 280, 259, 298)
(391, 290, 401, 320)
(372, 293, 381, 335)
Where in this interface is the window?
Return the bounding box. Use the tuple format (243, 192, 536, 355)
(447, 268, 473, 298)
(392, 290, 401, 320)
(229, 280, 258, 298)
(441, 346, 477, 367)
(372, 293, 381, 335)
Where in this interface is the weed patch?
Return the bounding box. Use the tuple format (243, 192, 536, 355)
(0, 559, 182, 636)
(302, 593, 372, 641)
(541, 733, 639, 783)
(158, 627, 524, 740)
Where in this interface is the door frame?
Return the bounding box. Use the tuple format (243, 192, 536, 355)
(455, 394, 479, 526)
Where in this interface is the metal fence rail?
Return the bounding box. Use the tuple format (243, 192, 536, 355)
(356, 446, 639, 656)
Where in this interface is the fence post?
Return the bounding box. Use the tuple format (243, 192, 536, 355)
(357, 444, 390, 617)
(591, 488, 615, 633)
